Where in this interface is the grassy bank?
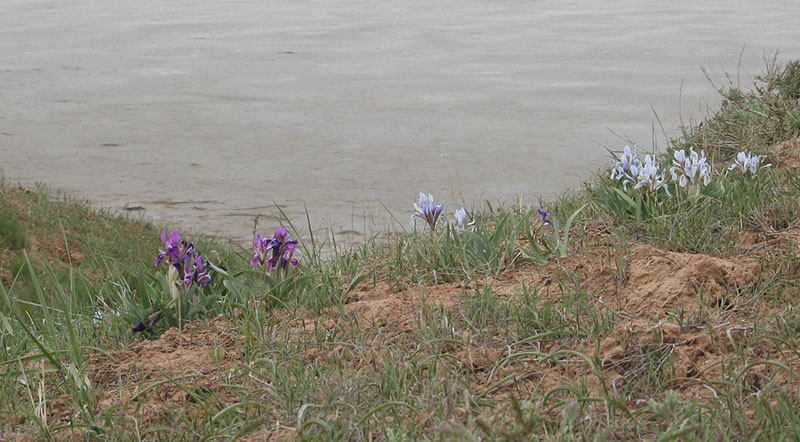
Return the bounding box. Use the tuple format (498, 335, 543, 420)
(2, 60, 800, 440)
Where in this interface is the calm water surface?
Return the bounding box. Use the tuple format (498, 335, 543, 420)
(1, 0, 799, 242)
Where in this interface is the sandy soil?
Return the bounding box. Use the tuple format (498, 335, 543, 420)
(2, 0, 800, 242)
(34, 237, 797, 437)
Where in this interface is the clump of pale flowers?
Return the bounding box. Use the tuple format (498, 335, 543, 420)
(612, 145, 773, 197)
(670, 147, 712, 195)
(611, 145, 670, 196)
(729, 151, 770, 175)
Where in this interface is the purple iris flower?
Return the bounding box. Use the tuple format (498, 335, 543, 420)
(156, 230, 182, 267)
(184, 254, 212, 288)
(412, 192, 444, 231)
(251, 226, 300, 272)
(142, 231, 212, 334)
(155, 230, 212, 288)
(250, 234, 265, 269)
(538, 209, 553, 226)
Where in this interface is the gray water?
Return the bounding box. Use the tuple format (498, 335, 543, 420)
(1, 0, 799, 243)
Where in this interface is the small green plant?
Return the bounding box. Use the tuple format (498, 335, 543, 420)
(591, 181, 649, 220)
(451, 207, 536, 273)
(769, 60, 800, 99)
(516, 204, 586, 262)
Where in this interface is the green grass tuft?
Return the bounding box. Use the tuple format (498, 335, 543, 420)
(0, 206, 26, 250)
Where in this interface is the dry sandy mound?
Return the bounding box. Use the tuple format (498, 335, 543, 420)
(771, 137, 800, 168)
(617, 245, 760, 318)
(87, 317, 241, 423)
(341, 281, 465, 334)
(778, 224, 800, 245)
(598, 318, 800, 399)
(599, 320, 727, 385)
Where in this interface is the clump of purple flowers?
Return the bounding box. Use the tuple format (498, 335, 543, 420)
(155, 230, 212, 288)
(251, 226, 300, 272)
(135, 231, 211, 334)
(412, 192, 444, 231)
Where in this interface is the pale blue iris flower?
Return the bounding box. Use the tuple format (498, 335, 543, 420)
(412, 192, 444, 231)
(729, 151, 770, 175)
(455, 207, 468, 230)
(454, 207, 476, 231)
(670, 147, 712, 191)
(611, 145, 642, 181)
(632, 155, 671, 196)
